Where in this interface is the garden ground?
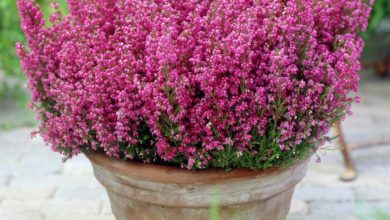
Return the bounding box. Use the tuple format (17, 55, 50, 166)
(0, 72, 389, 220)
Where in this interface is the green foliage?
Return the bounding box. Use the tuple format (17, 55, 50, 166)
(209, 95, 315, 171)
(0, 0, 25, 77)
(119, 121, 158, 162)
(210, 132, 314, 171)
(363, 0, 390, 40)
(0, 82, 29, 107)
(0, 0, 67, 85)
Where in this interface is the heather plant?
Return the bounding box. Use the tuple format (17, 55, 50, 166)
(17, 0, 372, 170)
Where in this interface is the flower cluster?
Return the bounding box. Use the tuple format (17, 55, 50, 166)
(17, 0, 371, 170)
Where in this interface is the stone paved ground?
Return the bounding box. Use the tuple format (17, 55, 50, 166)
(0, 72, 389, 220)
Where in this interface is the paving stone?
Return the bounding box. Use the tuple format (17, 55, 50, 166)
(370, 111, 390, 126)
(309, 202, 390, 216)
(0, 186, 54, 201)
(299, 172, 344, 187)
(305, 158, 344, 174)
(353, 147, 390, 177)
(289, 199, 309, 215)
(0, 176, 9, 186)
(300, 171, 390, 188)
(360, 85, 390, 102)
(0, 142, 63, 177)
(342, 115, 377, 128)
(46, 214, 115, 220)
(0, 152, 23, 166)
(10, 175, 108, 202)
(62, 155, 95, 176)
(352, 175, 390, 188)
(357, 166, 390, 178)
(293, 186, 355, 202)
(309, 202, 356, 216)
(19, 147, 64, 165)
(305, 147, 345, 167)
(0, 212, 45, 220)
(53, 184, 108, 202)
(4, 151, 63, 177)
(356, 188, 390, 202)
(101, 202, 113, 215)
(10, 174, 100, 189)
(340, 104, 390, 145)
(0, 129, 42, 154)
(344, 132, 390, 147)
(0, 200, 101, 216)
(0, 154, 24, 177)
(0, 160, 63, 177)
(353, 145, 390, 161)
(287, 214, 358, 220)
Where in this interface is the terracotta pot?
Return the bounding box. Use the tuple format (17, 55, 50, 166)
(85, 151, 310, 220)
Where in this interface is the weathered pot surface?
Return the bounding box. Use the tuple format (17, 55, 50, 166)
(85, 151, 310, 220)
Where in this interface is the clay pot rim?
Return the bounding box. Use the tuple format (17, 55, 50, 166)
(84, 149, 309, 185)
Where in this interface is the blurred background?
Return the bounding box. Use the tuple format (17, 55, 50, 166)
(0, 1, 389, 220)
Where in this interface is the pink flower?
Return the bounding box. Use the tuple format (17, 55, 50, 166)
(17, 0, 371, 169)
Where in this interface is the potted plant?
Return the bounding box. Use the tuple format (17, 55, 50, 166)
(17, 0, 372, 219)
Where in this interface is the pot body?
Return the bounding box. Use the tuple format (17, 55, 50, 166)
(85, 151, 310, 220)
